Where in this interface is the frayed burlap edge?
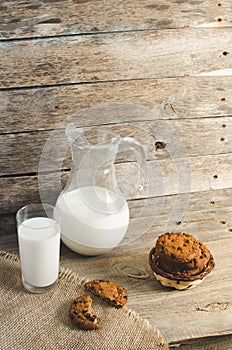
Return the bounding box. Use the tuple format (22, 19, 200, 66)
(0, 250, 169, 350)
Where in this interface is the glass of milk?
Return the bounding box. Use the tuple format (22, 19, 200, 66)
(16, 203, 61, 293)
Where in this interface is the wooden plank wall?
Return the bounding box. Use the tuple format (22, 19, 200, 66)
(1, 0, 232, 242)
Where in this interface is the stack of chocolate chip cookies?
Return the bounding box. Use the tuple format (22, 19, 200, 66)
(149, 232, 215, 290)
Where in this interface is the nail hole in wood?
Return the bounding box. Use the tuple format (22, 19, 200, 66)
(218, 3, 221, 6)
(213, 175, 218, 179)
(228, 228, 232, 232)
(223, 51, 229, 56)
(220, 137, 225, 142)
(217, 17, 223, 22)
(54, 105, 59, 110)
(221, 123, 226, 128)
(220, 220, 226, 224)
(210, 200, 215, 205)
(220, 97, 226, 102)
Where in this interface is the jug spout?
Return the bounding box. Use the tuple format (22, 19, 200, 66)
(65, 123, 90, 149)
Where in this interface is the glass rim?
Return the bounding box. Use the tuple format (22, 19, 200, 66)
(16, 203, 61, 229)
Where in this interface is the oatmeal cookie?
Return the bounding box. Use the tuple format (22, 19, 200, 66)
(84, 279, 128, 308)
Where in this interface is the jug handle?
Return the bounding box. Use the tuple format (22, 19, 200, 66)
(117, 137, 146, 195)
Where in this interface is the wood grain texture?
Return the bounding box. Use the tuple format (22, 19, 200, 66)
(1, 150, 232, 214)
(2, 184, 232, 254)
(2, 171, 232, 236)
(1, 76, 232, 133)
(0, 27, 232, 88)
(1, 116, 231, 175)
(174, 335, 232, 350)
(0, 0, 231, 40)
(1, 1, 232, 347)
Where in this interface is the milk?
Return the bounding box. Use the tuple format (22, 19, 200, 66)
(18, 217, 60, 287)
(55, 186, 129, 255)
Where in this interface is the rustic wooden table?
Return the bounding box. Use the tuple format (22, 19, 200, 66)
(1, 1, 232, 349)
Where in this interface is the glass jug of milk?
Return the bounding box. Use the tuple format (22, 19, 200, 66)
(55, 123, 146, 255)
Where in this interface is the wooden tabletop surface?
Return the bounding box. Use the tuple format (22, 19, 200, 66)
(1, 1, 232, 349)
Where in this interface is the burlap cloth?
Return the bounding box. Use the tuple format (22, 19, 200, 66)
(0, 251, 168, 350)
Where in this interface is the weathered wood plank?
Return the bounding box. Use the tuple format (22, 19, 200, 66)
(0, 129, 68, 175)
(2, 187, 232, 250)
(2, 184, 232, 253)
(0, 172, 67, 215)
(1, 28, 232, 88)
(1, 77, 232, 133)
(0, 213, 16, 236)
(1, 196, 232, 267)
(0, 0, 231, 40)
(1, 149, 232, 214)
(174, 335, 232, 350)
(1, 116, 231, 175)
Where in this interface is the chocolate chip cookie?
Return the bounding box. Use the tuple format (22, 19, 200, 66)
(69, 295, 100, 330)
(155, 232, 210, 275)
(84, 279, 128, 308)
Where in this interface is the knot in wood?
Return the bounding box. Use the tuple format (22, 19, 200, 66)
(155, 141, 166, 151)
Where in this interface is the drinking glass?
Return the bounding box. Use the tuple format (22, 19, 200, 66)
(16, 203, 61, 293)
